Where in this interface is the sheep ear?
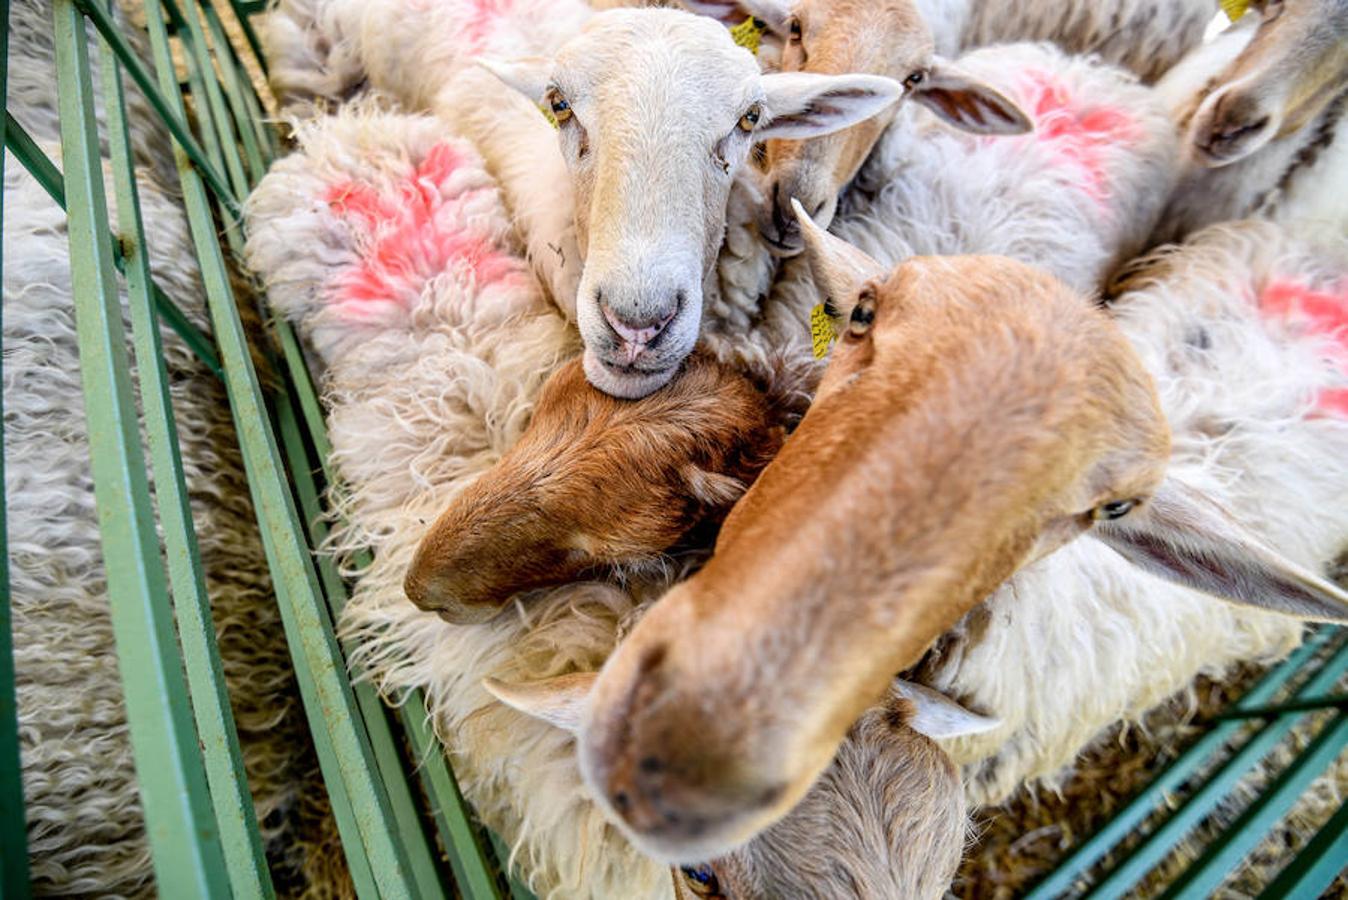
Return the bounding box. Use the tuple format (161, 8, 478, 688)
(1091, 478, 1348, 622)
(482, 673, 597, 734)
(911, 59, 1032, 136)
(892, 681, 1001, 740)
(476, 56, 553, 102)
(675, 0, 792, 32)
(758, 72, 903, 140)
(793, 198, 884, 316)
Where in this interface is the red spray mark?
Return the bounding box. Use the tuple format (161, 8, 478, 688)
(464, 0, 516, 50)
(1260, 277, 1348, 416)
(1011, 70, 1140, 206)
(323, 141, 524, 322)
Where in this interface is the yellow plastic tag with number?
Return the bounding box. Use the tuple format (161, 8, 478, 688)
(730, 16, 766, 56)
(1220, 0, 1251, 21)
(810, 303, 838, 359)
(538, 103, 560, 129)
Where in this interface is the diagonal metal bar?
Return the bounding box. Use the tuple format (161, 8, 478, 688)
(96, 18, 273, 897)
(51, 1, 230, 893)
(1254, 797, 1348, 900)
(70, 0, 240, 214)
(200, 1, 266, 182)
(3, 114, 223, 376)
(1210, 694, 1348, 720)
(1023, 629, 1339, 899)
(0, 2, 34, 893)
(168, 0, 249, 200)
(1161, 710, 1348, 899)
(226, 0, 270, 76)
(138, 0, 424, 892)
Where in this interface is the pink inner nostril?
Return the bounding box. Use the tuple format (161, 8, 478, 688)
(602, 304, 677, 348)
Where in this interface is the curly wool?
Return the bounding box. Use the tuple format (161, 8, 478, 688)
(5, 148, 341, 897)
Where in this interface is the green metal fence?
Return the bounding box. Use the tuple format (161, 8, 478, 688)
(0, 1, 1343, 898)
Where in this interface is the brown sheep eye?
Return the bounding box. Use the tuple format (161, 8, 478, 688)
(546, 88, 573, 123)
(680, 865, 723, 897)
(848, 287, 876, 337)
(738, 104, 762, 132)
(904, 70, 926, 89)
(1093, 499, 1138, 521)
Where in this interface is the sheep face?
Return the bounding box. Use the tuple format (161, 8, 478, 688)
(575, 213, 1348, 861)
(404, 351, 785, 624)
(1188, 0, 1348, 166)
(481, 9, 901, 398)
(486, 675, 989, 899)
(755, 1, 1031, 255)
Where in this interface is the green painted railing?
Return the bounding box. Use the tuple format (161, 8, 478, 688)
(2, 1, 1343, 898)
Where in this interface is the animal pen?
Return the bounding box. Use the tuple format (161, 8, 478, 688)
(0, 1, 1345, 897)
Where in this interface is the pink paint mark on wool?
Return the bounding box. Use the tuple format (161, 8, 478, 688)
(323, 141, 522, 321)
(1012, 69, 1140, 205)
(464, 0, 515, 50)
(1260, 277, 1348, 416)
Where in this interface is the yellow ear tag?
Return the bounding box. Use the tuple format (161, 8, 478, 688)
(730, 16, 767, 56)
(538, 103, 560, 129)
(810, 303, 839, 359)
(1220, 0, 1251, 21)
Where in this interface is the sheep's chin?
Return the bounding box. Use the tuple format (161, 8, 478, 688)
(582, 350, 679, 399)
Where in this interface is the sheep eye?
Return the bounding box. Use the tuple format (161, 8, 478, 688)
(680, 865, 722, 897)
(904, 70, 926, 89)
(546, 88, 573, 123)
(787, 16, 802, 41)
(1092, 499, 1138, 521)
(847, 287, 876, 337)
(738, 104, 762, 132)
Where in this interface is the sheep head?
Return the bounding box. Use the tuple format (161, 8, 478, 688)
(1188, 0, 1348, 166)
(565, 206, 1348, 862)
(480, 9, 901, 398)
(486, 673, 995, 898)
(404, 350, 787, 624)
(751, 0, 1032, 255)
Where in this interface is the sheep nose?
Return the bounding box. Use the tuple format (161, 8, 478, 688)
(602, 301, 677, 355)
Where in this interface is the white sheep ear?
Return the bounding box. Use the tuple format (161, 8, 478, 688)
(476, 56, 553, 102)
(482, 672, 597, 734)
(758, 72, 903, 140)
(892, 681, 1001, 740)
(675, 0, 790, 31)
(793, 198, 884, 315)
(1091, 477, 1348, 622)
(737, 0, 794, 33)
(911, 59, 1032, 136)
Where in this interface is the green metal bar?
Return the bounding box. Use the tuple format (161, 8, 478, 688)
(70, 0, 241, 214)
(170, 0, 249, 200)
(1162, 711, 1348, 899)
(200, 1, 266, 182)
(52, 2, 230, 894)
(138, 2, 424, 893)
(0, 2, 34, 893)
(1211, 694, 1348, 720)
(3, 115, 224, 376)
(488, 826, 537, 900)
(1083, 635, 1348, 900)
(271, 377, 448, 899)
(239, 67, 280, 160)
(97, 20, 274, 897)
(1024, 629, 1338, 899)
(227, 0, 271, 76)
(1255, 798, 1348, 899)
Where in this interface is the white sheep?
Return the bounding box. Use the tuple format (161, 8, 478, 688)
(1151, 1, 1348, 243)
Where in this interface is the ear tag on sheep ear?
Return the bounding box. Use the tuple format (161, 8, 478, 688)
(538, 103, 561, 130)
(810, 303, 840, 358)
(730, 16, 767, 56)
(1219, 0, 1250, 20)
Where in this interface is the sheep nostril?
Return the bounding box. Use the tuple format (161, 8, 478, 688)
(639, 755, 665, 774)
(602, 304, 676, 347)
(612, 790, 631, 813)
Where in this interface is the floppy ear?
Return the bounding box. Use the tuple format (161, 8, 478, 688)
(476, 56, 553, 102)
(891, 681, 1001, 740)
(793, 198, 885, 316)
(1092, 477, 1348, 622)
(675, 0, 793, 32)
(758, 72, 903, 140)
(910, 59, 1032, 136)
(482, 672, 597, 734)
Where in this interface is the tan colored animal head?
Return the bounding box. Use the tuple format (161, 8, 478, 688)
(404, 351, 787, 624)
(481, 9, 901, 397)
(486, 674, 995, 898)
(739, 0, 1032, 255)
(1189, 0, 1348, 166)
(562, 206, 1348, 861)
